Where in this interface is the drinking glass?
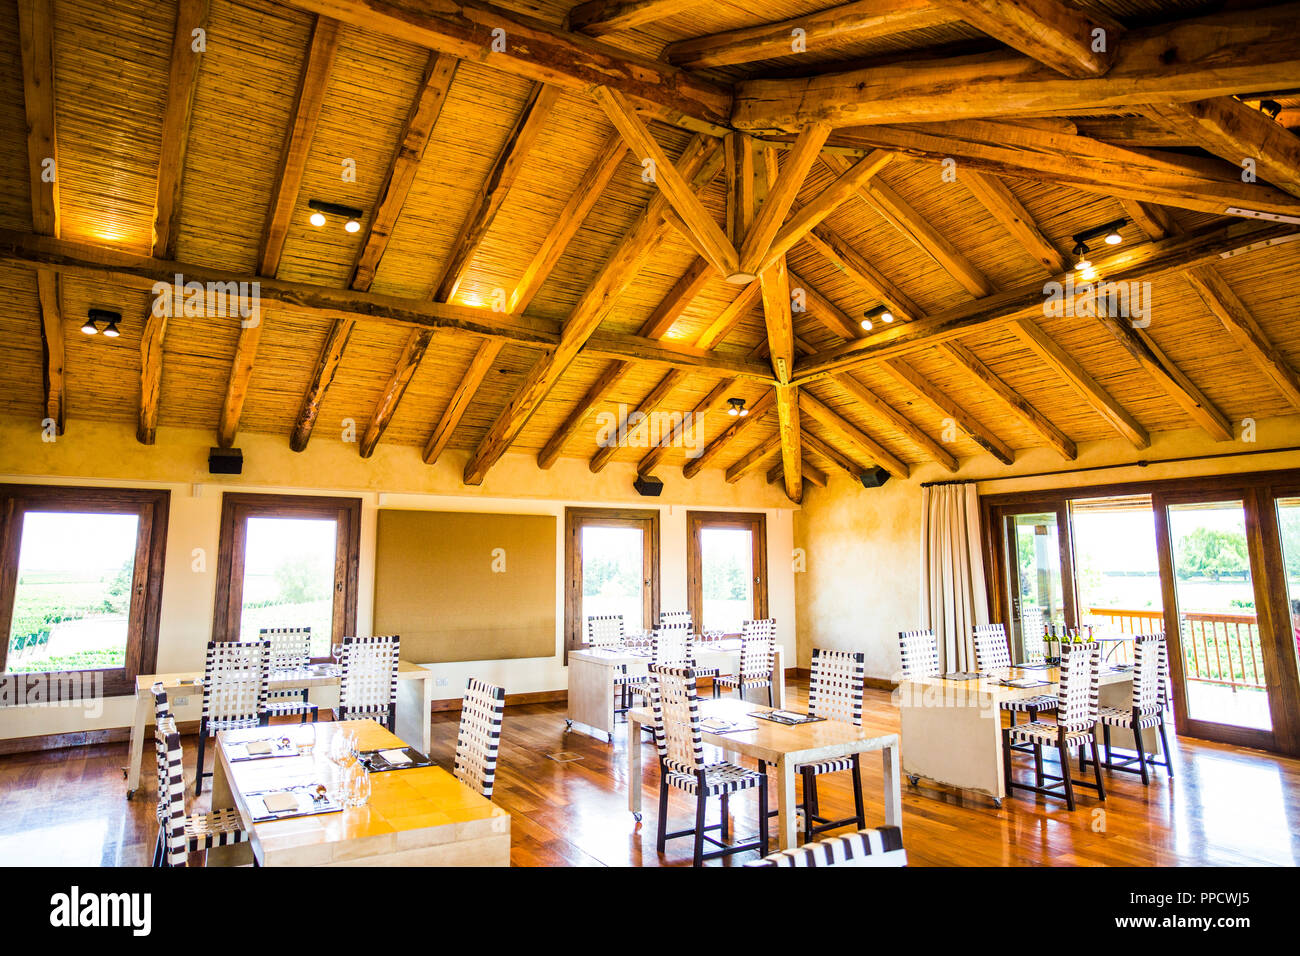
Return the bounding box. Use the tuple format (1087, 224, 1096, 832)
(344, 760, 371, 809)
(331, 642, 344, 675)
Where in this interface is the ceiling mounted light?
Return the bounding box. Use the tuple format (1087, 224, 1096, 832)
(862, 305, 894, 330)
(1072, 241, 1091, 271)
(85, 308, 120, 337)
(1072, 217, 1128, 268)
(308, 198, 365, 232)
(727, 397, 749, 417)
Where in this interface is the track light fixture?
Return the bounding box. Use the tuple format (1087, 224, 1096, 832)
(1071, 218, 1127, 270)
(308, 199, 364, 233)
(83, 308, 121, 337)
(862, 305, 894, 330)
(726, 397, 749, 417)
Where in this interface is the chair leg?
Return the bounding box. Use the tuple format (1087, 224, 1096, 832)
(1057, 735, 1075, 811)
(768, 682, 774, 708)
(1133, 721, 1150, 786)
(1090, 737, 1106, 800)
(720, 792, 730, 843)
(1078, 744, 1088, 774)
(152, 831, 163, 867)
(692, 789, 708, 867)
(1001, 727, 1013, 795)
(758, 772, 769, 858)
(851, 754, 866, 829)
(656, 778, 669, 854)
(1103, 722, 1112, 768)
(802, 769, 817, 844)
(1157, 715, 1174, 778)
(194, 723, 207, 797)
(1033, 740, 1044, 787)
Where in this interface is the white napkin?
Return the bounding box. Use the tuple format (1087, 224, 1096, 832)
(262, 791, 300, 813)
(379, 748, 412, 765)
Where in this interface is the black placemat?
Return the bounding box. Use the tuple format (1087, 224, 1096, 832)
(748, 710, 826, 726)
(356, 747, 434, 773)
(246, 785, 344, 822)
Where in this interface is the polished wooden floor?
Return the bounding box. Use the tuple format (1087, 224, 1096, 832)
(2, 680, 1298, 866)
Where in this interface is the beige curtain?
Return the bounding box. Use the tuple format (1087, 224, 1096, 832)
(919, 483, 989, 672)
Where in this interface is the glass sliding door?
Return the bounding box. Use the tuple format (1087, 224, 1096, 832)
(1002, 509, 1068, 662)
(1277, 498, 1300, 676)
(1164, 499, 1271, 733)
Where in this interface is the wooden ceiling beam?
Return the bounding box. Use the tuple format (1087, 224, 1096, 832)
(882, 358, 1015, 465)
(1184, 264, 1300, 411)
(939, 340, 1076, 459)
(463, 134, 721, 484)
(664, 0, 959, 70)
(422, 339, 502, 466)
(1097, 311, 1234, 441)
(360, 82, 561, 458)
(726, 440, 781, 483)
(596, 88, 739, 279)
(637, 376, 731, 475)
(683, 388, 775, 479)
(1120, 199, 1179, 241)
(1010, 318, 1150, 449)
(139, 0, 210, 446)
(932, 0, 1121, 78)
(222, 15, 340, 450)
(792, 218, 1300, 380)
(798, 391, 908, 479)
(569, 0, 703, 35)
(294, 52, 459, 453)
(588, 368, 686, 473)
(768, 456, 828, 488)
(773, 382, 803, 502)
(731, 3, 1300, 132)
(280, 0, 731, 133)
(737, 124, 830, 276)
(829, 372, 958, 472)
(831, 121, 1300, 220)
(800, 426, 869, 480)
(960, 170, 1068, 274)
(800, 227, 923, 323)
(544, 253, 715, 470)
(18, 0, 63, 435)
(821, 153, 995, 297)
(1142, 97, 1300, 200)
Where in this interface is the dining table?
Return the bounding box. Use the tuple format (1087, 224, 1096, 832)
(626, 697, 901, 852)
(207, 719, 511, 866)
(897, 663, 1154, 805)
(124, 660, 436, 798)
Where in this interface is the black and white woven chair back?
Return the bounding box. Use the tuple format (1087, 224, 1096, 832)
(658, 610, 692, 629)
(973, 623, 1012, 671)
(746, 826, 906, 867)
(648, 663, 705, 774)
(1021, 606, 1045, 662)
(261, 626, 312, 672)
(808, 648, 866, 726)
(652, 621, 693, 666)
(1132, 633, 1168, 714)
(152, 681, 171, 725)
(455, 678, 505, 800)
(586, 614, 625, 649)
(154, 715, 188, 866)
(738, 618, 776, 679)
(201, 640, 270, 730)
(1057, 641, 1101, 732)
(898, 629, 939, 679)
(339, 635, 401, 727)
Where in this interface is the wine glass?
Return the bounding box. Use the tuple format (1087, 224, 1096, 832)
(331, 642, 344, 675)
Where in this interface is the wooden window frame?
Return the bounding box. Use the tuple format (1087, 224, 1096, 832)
(212, 493, 361, 662)
(0, 484, 170, 701)
(564, 507, 660, 660)
(687, 510, 768, 637)
(980, 468, 1300, 756)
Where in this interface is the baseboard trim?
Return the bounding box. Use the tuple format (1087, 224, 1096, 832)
(432, 689, 568, 712)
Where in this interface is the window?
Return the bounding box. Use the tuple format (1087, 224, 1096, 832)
(0, 485, 169, 699)
(212, 494, 361, 660)
(687, 511, 767, 636)
(564, 508, 659, 656)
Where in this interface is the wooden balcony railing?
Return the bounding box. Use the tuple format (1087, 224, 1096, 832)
(1085, 607, 1266, 691)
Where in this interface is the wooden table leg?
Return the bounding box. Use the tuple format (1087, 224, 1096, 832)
(882, 738, 902, 829)
(124, 689, 148, 798)
(628, 714, 643, 816)
(776, 756, 797, 850)
(206, 737, 253, 867)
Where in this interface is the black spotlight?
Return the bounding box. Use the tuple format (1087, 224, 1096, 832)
(859, 466, 891, 489)
(633, 474, 663, 497)
(208, 447, 243, 475)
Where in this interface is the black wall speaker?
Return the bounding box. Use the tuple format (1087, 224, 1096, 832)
(209, 447, 243, 475)
(859, 466, 890, 489)
(633, 474, 663, 497)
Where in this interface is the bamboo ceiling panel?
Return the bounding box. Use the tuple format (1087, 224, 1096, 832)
(0, 0, 33, 233)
